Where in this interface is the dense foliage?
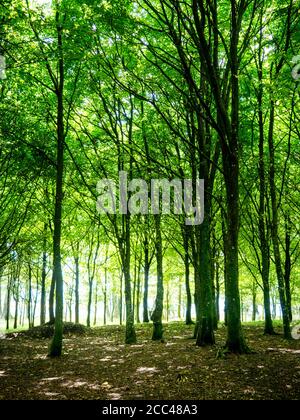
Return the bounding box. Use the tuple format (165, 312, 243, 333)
(0, 0, 299, 356)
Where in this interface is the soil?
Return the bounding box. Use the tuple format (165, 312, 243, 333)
(0, 322, 299, 400)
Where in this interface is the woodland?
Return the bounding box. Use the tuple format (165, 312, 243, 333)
(0, 0, 300, 401)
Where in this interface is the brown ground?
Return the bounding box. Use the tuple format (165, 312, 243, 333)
(0, 323, 299, 400)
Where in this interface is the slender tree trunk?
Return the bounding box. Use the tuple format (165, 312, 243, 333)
(104, 267, 107, 326)
(183, 226, 193, 325)
(195, 116, 215, 345)
(123, 214, 136, 344)
(6, 276, 11, 330)
(222, 217, 228, 326)
(49, 13, 65, 358)
(40, 231, 47, 325)
(132, 257, 137, 323)
(268, 101, 291, 339)
(192, 236, 200, 338)
(215, 263, 220, 324)
(14, 276, 20, 330)
(74, 255, 80, 324)
(110, 294, 115, 324)
(136, 260, 141, 324)
(284, 217, 292, 322)
(87, 232, 100, 328)
(151, 215, 164, 341)
(94, 282, 98, 326)
(166, 284, 169, 323)
(143, 235, 150, 323)
(119, 272, 123, 325)
(28, 263, 32, 329)
(49, 273, 55, 324)
(19, 301, 23, 327)
(196, 214, 215, 346)
(87, 279, 92, 328)
(211, 246, 218, 330)
(221, 1, 249, 353)
(256, 28, 275, 335)
(178, 283, 182, 320)
(32, 272, 39, 327)
(252, 282, 257, 322)
(223, 153, 248, 352)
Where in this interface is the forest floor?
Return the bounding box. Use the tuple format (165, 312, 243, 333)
(0, 322, 300, 400)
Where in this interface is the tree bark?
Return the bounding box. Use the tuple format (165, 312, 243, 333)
(28, 263, 32, 329)
(119, 271, 123, 326)
(40, 228, 47, 325)
(196, 215, 215, 346)
(136, 259, 141, 323)
(6, 275, 11, 330)
(284, 216, 292, 322)
(49, 12, 65, 357)
(122, 214, 136, 344)
(143, 235, 150, 323)
(104, 267, 108, 325)
(268, 101, 291, 339)
(222, 0, 249, 353)
(256, 20, 275, 335)
(74, 253, 80, 324)
(13, 274, 20, 330)
(49, 273, 55, 324)
(151, 215, 164, 341)
(252, 282, 257, 322)
(183, 225, 193, 325)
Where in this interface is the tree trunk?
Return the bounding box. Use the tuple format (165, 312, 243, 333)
(93, 282, 98, 326)
(119, 271, 123, 325)
(132, 257, 137, 323)
(40, 231, 47, 325)
(87, 278, 92, 328)
(284, 217, 292, 322)
(196, 215, 215, 346)
(223, 153, 248, 352)
(211, 234, 218, 330)
(256, 29, 275, 335)
(104, 267, 107, 326)
(32, 272, 39, 327)
(49, 273, 55, 324)
(121, 214, 136, 344)
(268, 101, 291, 339)
(28, 263, 32, 329)
(166, 284, 169, 323)
(252, 282, 257, 322)
(221, 1, 249, 353)
(143, 235, 150, 323)
(136, 259, 141, 323)
(74, 255, 80, 324)
(183, 225, 193, 325)
(13, 276, 20, 330)
(178, 283, 182, 320)
(215, 258, 220, 324)
(151, 215, 164, 341)
(6, 276, 11, 330)
(49, 13, 65, 358)
(222, 217, 228, 327)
